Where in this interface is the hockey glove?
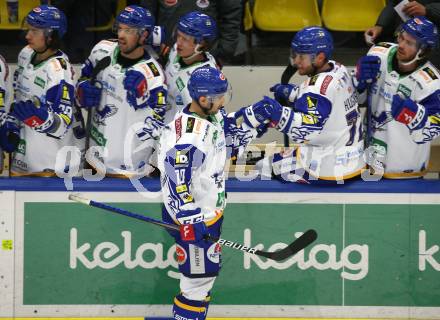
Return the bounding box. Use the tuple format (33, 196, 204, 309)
(12, 100, 55, 133)
(269, 83, 299, 107)
(0, 112, 20, 152)
(353, 55, 381, 93)
(241, 96, 283, 128)
(123, 70, 149, 110)
(391, 93, 427, 130)
(176, 208, 209, 244)
(76, 79, 102, 109)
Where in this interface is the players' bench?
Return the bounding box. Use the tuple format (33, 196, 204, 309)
(227, 144, 440, 178)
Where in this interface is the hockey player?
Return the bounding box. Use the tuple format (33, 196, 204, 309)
(0, 53, 20, 171)
(354, 16, 440, 178)
(243, 26, 365, 183)
(76, 5, 167, 177)
(158, 66, 259, 320)
(164, 11, 219, 123)
(10, 5, 82, 176)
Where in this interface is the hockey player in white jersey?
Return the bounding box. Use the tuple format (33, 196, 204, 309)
(0, 53, 20, 171)
(10, 5, 82, 176)
(158, 66, 261, 320)
(244, 26, 365, 183)
(164, 11, 219, 123)
(76, 5, 167, 177)
(354, 16, 440, 178)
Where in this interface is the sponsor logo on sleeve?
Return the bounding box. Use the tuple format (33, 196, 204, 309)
(147, 62, 160, 77)
(186, 117, 195, 133)
(320, 75, 333, 95)
(175, 116, 182, 142)
(175, 244, 187, 265)
(423, 67, 438, 80)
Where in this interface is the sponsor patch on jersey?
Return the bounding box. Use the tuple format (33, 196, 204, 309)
(90, 125, 107, 146)
(33, 76, 45, 89)
(147, 62, 160, 77)
(397, 84, 412, 98)
(194, 119, 203, 134)
(16, 139, 26, 155)
(175, 244, 187, 265)
(175, 116, 182, 142)
(320, 75, 333, 95)
(423, 67, 438, 80)
(207, 243, 221, 264)
(176, 77, 185, 92)
(309, 75, 319, 86)
(176, 184, 188, 193)
(0, 90, 4, 108)
(175, 150, 189, 166)
(180, 192, 194, 204)
(189, 245, 205, 274)
(56, 58, 67, 70)
(377, 42, 393, 48)
(186, 117, 195, 133)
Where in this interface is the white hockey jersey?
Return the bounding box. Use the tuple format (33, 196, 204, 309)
(0, 54, 12, 171)
(12, 46, 82, 176)
(277, 61, 365, 180)
(83, 40, 167, 176)
(164, 44, 218, 123)
(158, 107, 226, 225)
(366, 43, 440, 178)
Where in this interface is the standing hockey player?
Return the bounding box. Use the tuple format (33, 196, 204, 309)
(11, 5, 82, 176)
(164, 11, 219, 123)
(354, 16, 440, 178)
(158, 66, 259, 320)
(243, 26, 365, 183)
(0, 53, 19, 171)
(76, 5, 167, 177)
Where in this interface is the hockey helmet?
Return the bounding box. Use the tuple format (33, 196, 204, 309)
(291, 26, 334, 59)
(400, 16, 439, 49)
(187, 66, 230, 103)
(115, 5, 154, 34)
(177, 11, 217, 43)
(26, 5, 67, 38)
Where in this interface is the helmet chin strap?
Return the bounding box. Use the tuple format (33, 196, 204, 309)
(399, 47, 424, 66)
(182, 43, 203, 63)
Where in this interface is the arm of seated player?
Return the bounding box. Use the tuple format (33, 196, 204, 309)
(274, 92, 332, 142)
(269, 83, 299, 107)
(392, 91, 440, 143)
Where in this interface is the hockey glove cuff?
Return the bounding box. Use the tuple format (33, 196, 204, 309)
(391, 94, 427, 130)
(354, 55, 381, 92)
(0, 112, 20, 152)
(12, 100, 55, 133)
(270, 83, 299, 107)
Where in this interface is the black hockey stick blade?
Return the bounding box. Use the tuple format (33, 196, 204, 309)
(281, 63, 297, 85)
(255, 229, 317, 261)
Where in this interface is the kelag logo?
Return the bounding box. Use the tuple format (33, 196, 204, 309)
(70, 228, 370, 280)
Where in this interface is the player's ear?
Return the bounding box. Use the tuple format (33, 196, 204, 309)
(317, 52, 327, 64)
(140, 30, 149, 43)
(199, 96, 209, 106)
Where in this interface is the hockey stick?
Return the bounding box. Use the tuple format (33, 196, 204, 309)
(280, 63, 297, 147)
(68, 194, 317, 262)
(83, 56, 111, 167)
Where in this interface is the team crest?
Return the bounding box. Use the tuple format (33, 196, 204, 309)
(196, 0, 210, 8)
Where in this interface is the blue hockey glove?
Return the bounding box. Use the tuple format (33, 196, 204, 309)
(269, 83, 299, 107)
(12, 100, 54, 132)
(241, 96, 283, 128)
(391, 93, 427, 130)
(0, 112, 20, 152)
(123, 70, 149, 110)
(76, 79, 102, 109)
(354, 55, 381, 92)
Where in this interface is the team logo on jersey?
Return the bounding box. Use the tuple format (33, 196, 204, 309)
(306, 96, 318, 109)
(186, 117, 195, 133)
(196, 0, 210, 8)
(207, 243, 221, 263)
(175, 244, 187, 265)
